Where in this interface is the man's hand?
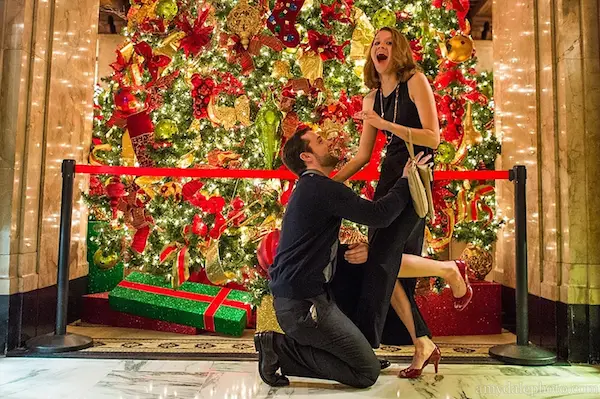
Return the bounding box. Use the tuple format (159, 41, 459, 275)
(344, 242, 369, 264)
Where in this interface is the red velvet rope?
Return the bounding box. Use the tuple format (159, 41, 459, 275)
(75, 164, 511, 181)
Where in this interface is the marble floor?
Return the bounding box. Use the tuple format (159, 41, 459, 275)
(0, 358, 599, 399)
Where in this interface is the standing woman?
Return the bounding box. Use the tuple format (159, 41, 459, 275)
(334, 27, 472, 378)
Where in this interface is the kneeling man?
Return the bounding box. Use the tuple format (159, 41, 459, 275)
(254, 127, 413, 388)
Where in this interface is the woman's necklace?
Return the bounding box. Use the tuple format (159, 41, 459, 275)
(379, 83, 400, 149)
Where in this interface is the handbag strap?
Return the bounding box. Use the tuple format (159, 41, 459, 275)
(406, 127, 416, 160)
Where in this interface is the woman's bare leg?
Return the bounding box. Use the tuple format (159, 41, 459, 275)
(390, 281, 437, 369)
(390, 255, 468, 369)
(398, 255, 466, 298)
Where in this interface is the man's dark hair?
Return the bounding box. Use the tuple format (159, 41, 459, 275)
(282, 127, 312, 176)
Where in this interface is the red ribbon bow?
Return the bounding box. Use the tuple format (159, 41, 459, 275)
(304, 30, 349, 62)
(133, 42, 171, 83)
(219, 33, 284, 75)
(320, 0, 352, 29)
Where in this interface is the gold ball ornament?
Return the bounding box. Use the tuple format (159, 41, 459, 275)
(372, 7, 397, 30)
(154, 119, 178, 141)
(93, 249, 119, 270)
(447, 34, 474, 63)
(460, 244, 493, 281)
(227, 0, 263, 50)
(155, 0, 178, 20)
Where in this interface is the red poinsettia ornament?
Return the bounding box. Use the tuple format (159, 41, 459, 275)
(175, 6, 213, 57)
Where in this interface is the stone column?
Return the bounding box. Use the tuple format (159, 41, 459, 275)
(0, 0, 97, 353)
(494, 0, 600, 363)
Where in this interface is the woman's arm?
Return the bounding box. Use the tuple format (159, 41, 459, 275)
(356, 73, 440, 149)
(386, 72, 440, 148)
(332, 91, 379, 183)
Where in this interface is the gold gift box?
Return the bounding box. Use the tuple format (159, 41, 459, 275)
(255, 295, 285, 334)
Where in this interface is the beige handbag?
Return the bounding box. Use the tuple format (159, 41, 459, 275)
(406, 128, 434, 219)
(378, 85, 434, 219)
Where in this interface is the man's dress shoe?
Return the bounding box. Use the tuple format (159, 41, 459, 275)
(254, 332, 290, 387)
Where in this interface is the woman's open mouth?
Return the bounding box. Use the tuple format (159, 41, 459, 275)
(376, 53, 388, 62)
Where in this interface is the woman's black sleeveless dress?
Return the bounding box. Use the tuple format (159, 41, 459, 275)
(356, 78, 433, 347)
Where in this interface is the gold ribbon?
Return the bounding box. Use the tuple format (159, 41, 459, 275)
(121, 130, 136, 166)
(207, 95, 251, 129)
(134, 176, 163, 199)
(89, 144, 112, 165)
(271, 60, 291, 79)
(127, 1, 157, 31)
(425, 207, 455, 252)
(204, 238, 236, 285)
(155, 32, 186, 58)
(350, 7, 375, 61)
(297, 50, 323, 83)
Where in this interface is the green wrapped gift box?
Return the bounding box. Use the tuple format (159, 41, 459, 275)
(108, 272, 252, 337)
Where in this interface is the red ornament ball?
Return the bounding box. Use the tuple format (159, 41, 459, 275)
(257, 229, 280, 273)
(114, 87, 142, 114)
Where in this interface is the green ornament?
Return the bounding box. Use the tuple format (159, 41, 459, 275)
(372, 7, 397, 30)
(93, 249, 119, 270)
(264, 110, 277, 125)
(435, 141, 456, 164)
(256, 94, 283, 170)
(155, 0, 179, 20)
(154, 119, 178, 141)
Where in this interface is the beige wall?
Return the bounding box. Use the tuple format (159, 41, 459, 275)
(96, 34, 126, 86)
(0, 0, 98, 296)
(474, 40, 493, 72)
(493, 0, 600, 306)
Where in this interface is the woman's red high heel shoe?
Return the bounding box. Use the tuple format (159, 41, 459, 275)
(454, 260, 473, 311)
(398, 345, 441, 379)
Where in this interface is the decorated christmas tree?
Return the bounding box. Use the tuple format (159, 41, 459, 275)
(87, 0, 501, 305)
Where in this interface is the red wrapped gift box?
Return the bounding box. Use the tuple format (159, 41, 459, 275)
(415, 280, 501, 336)
(82, 292, 199, 335)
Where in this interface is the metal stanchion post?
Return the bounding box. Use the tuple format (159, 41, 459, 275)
(26, 160, 93, 353)
(489, 165, 556, 365)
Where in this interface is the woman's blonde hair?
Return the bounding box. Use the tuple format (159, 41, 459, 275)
(364, 27, 418, 89)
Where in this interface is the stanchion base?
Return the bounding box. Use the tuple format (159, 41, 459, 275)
(26, 333, 93, 353)
(489, 343, 556, 366)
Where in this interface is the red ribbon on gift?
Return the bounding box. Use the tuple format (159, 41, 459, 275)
(159, 242, 190, 288)
(119, 280, 251, 332)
